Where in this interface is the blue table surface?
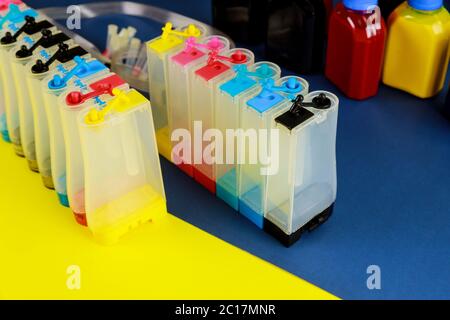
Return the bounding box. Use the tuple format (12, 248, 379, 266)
(26, 0, 450, 299)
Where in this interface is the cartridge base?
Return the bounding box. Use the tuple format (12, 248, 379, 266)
(42, 176, 55, 190)
(27, 159, 39, 172)
(13, 144, 24, 157)
(1, 130, 11, 143)
(73, 212, 88, 227)
(91, 193, 167, 245)
(264, 203, 334, 247)
(155, 127, 173, 162)
(216, 183, 239, 211)
(57, 193, 70, 207)
(238, 199, 264, 229)
(193, 168, 216, 194)
(216, 169, 239, 210)
(177, 162, 194, 177)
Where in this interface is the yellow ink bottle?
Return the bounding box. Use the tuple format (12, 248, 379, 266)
(382, 0, 450, 98)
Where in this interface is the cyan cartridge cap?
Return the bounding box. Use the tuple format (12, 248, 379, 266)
(0, 4, 37, 29)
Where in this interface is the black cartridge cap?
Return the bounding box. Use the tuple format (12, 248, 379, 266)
(312, 93, 332, 110)
(15, 29, 53, 58)
(0, 32, 14, 45)
(0, 16, 53, 45)
(31, 59, 48, 74)
(41, 32, 70, 49)
(56, 46, 88, 63)
(24, 19, 54, 35)
(275, 95, 315, 131)
(275, 93, 332, 130)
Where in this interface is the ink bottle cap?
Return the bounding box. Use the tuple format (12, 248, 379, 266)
(343, 0, 378, 11)
(408, 0, 443, 11)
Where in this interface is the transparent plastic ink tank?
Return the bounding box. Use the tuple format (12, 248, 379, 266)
(79, 88, 167, 244)
(0, 4, 38, 148)
(60, 73, 128, 226)
(43, 57, 108, 207)
(238, 76, 308, 228)
(265, 91, 338, 246)
(10, 27, 68, 171)
(167, 35, 230, 176)
(26, 42, 88, 189)
(147, 22, 207, 161)
(215, 62, 281, 210)
(190, 48, 254, 193)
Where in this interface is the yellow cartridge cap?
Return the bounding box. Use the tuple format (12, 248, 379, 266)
(148, 22, 203, 53)
(84, 89, 148, 125)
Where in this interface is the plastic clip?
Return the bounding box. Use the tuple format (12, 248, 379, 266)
(0, 4, 36, 29)
(290, 93, 331, 111)
(207, 49, 247, 65)
(0, 14, 35, 44)
(48, 56, 106, 90)
(185, 36, 223, 52)
(259, 78, 303, 100)
(233, 64, 274, 80)
(31, 42, 69, 73)
(161, 22, 202, 39)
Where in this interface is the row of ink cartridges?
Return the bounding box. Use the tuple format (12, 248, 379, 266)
(147, 23, 339, 246)
(0, 2, 167, 244)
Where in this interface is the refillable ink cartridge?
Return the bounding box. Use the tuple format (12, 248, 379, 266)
(147, 22, 207, 161)
(79, 88, 167, 244)
(60, 73, 128, 226)
(215, 62, 281, 210)
(0, 4, 38, 147)
(168, 35, 230, 176)
(0, 1, 25, 142)
(43, 57, 108, 207)
(10, 27, 68, 171)
(238, 76, 308, 228)
(190, 48, 254, 193)
(265, 91, 338, 246)
(26, 42, 89, 189)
